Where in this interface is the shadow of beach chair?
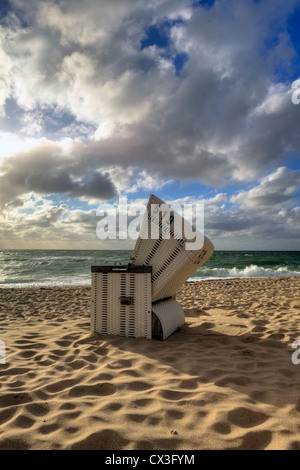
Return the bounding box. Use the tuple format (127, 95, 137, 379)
(91, 194, 214, 340)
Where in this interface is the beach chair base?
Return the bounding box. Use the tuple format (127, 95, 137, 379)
(91, 266, 185, 340)
(152, 299, 185, 341)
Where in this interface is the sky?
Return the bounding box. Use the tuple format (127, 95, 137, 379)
(0, 0, 299, 250)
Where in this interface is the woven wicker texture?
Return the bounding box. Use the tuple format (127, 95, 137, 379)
(91, 269, 152, 339)
(130, 194, 214, 302)
(152, 299, 185, 340)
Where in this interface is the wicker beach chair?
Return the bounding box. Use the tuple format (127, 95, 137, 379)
(91, 194, 214, 340)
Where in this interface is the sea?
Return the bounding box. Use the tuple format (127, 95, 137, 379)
(0, 250, 299, 288)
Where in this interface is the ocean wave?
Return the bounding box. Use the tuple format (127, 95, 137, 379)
(1, 250, 299, 287)
(0, 279, 91, 289)
(191, 264, 300, 280)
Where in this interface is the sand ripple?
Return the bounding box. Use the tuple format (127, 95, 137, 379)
(0, 279, 300, 450)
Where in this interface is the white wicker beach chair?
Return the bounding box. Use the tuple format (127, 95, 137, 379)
(91, 194, 214, 340)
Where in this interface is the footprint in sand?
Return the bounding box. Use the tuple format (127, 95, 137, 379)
(0, 407, 17, 426)
(211, 421, 232, 435)
(12, 413, 35, 429)
(0, 392, 32, 408)
(289, 441, 300, 450)
(158, 389, 192, 401)
(70, 429, 130, 450)
(24, 402, 49, 417)
(232, 430, 272, 450)
(0, 437, 29, 450)
(124, 381, 152, 392)
(227, 407, 269, 428)
(126, 413, 147, 423)
(68, 382, 116, 398)
(100, 402, 123, 412)
(38, 423, 60, 435)
(216, 375, 253, 388)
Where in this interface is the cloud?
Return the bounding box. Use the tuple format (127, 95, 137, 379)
(0, 0, 298, 190)
(231, 166, 300, 207)
(0, 143, 118, 206)
(205, 166, 300, 247)
(127, 169, 173, 193)
(0, 165, 299, 249)
(0, 28, 13, 116)
(1, 203, 100, 248)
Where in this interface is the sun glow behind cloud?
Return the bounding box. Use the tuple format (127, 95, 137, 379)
(0, 133, 45, 158)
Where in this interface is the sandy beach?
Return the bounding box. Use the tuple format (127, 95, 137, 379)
(0, 276, 300, 450)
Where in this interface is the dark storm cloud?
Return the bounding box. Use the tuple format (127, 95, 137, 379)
(0, 145, 118, 206)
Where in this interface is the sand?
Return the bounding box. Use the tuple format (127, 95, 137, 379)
(0, 276, 300, 450)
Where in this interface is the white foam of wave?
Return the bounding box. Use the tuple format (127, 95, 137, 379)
(0, 279, 91, 289)
(190, 264, 300, 281)
(1, 265, 299, 287)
